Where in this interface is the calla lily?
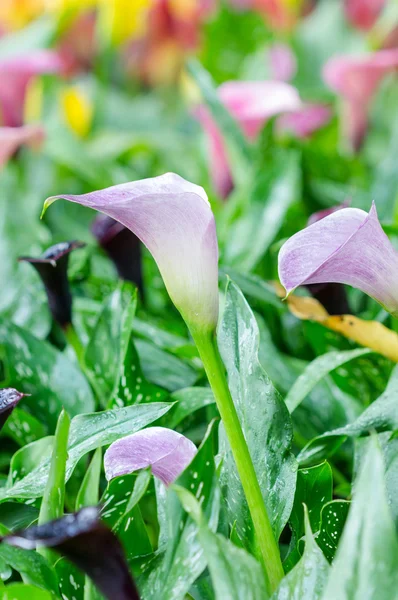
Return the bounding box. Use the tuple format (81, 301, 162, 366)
(344, 0, 385, 30)
(0, 388, 27, 432)
(0, 50, 64, 128)
(104, 426, 197, 485)
(1, 507, 139, 600)
(195, 81, 301, 198)
(323, 49, 398, 151)
(0, 124, 44, 167)
(19, 241, 85, 328)
(278, 202, 398, 316)
(42, 173, 219, 333)
(277, 104, 332, 139)
(91, 214, 143, 294)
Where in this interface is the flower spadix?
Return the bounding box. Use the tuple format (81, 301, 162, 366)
(278, 203, 398, 317)
(43, 173, 219, 332)
(104, 427, 197, 486)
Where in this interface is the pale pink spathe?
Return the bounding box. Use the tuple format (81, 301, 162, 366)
(323, 49, 398, 150)
(277, 104, 332, 138)
(0, 124, 44, 168)
(0, 50, 64, 127)
(44, 173, 219, 331)
(104, 427, 197, 485)
(278, 203, 398, 316)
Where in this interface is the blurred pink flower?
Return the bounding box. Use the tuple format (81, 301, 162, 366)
(195, 80, 301, 198)
(307, 200, 350, 226)
(268, 42, 297, 81)
(323, 49, 398, 151)
(0, 124, 44, 168)
(277, 103, 332, 138)
(0, 50, 64, 127)
(57, 11, 97, 76)
(344, 0, 385, 31)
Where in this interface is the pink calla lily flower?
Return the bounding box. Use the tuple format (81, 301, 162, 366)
(104, 427, 197, 485)
(0, 124, 44, 168)
(323, 49, 398, 151)
(268, 42, 297, 81)
(0, 50, 64, 127)
(278, 202, 398, 316)
(195, 80, 301, 198)
(344, 0, 386, 30)
(43, 173, 219, 332)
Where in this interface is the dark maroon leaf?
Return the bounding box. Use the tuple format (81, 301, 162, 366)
(0, 388, 27, 431)
(19, 241, 85, 328)
(1, 506, 139, 600)
(91, 215, 143, 295)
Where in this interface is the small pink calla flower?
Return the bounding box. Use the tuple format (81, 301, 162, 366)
(344, 0, 386, 31)
(277, 103, 332, 138)
(195, 80, 301, 198)
(0, 124, 44, 167)
(104, 427, 197, 485)
(43, 173, 219, 332)
(0, 50, 64, 127)
(278, 202, 398, 316)
(307, 200, 349, 226)
(323, 49, 398, 151)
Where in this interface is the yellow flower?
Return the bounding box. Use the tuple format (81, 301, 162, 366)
(97, 0, 152, 47)
(0, 0, 46, 29)
(61, 86, 93, 137)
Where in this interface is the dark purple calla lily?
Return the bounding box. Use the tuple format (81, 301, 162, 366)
(104, 427, 197, 485)
(91, 214, 144, 295)
(0, 388, 27, 432)
(278, 203, 398, 316)
(1, 506, 139, 600)
(19, 241, 85, 329)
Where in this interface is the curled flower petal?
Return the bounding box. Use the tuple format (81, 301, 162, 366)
(277, 104, 332, 139)
(0, 50, 64, 128)
(91, 214, 144, 294)
(0, 124, 44, 168)
(268, 43, 297, 81)
(0, 388, 27, 432)
(278, 203, 398, 316)
(344, 0, 386, 30)
(1, 507, 139, 600)
(43, 173, 219, 332)
(104, 426, 197, 485)
(19, 241, 85, 328)
(323, 50, 398, 150)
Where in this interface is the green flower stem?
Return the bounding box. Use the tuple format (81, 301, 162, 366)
(64, 323, 102, 405)
(191, 328, 284, 593)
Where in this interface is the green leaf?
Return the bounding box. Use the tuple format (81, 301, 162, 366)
(371, 114, 398, 221)
(2, 409, 46, 447)
(0, 544, 58, 595)
(55, 557, 85, 600)
(75, 447, 102, 511)
(224, 151, 301, 271)
(7, 437, 54, 488)
(139, 422, 219, 600)
(321, 439, 398, 600)
(285, 462, 333, 570)
(175, 487, 268, 600)
(0, 320, 94, 432)
(2, 583, 53, 600)
(316, 500, 350, 563)
(186, 58, 252, 188)
(168, 387, 215, 428)
(285, 349, 371, 413)
(135, 340, 198, 391)
(218, 281, 297, 545)
(84, 282, 137, 406)
(38, 410, 70, 526)
(272, 508, 329, 600)
(1, 402, 173, 501)
(0, 503, 39, 531)
(298, 366, 398, 465)
(219, 268, 282, 310)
